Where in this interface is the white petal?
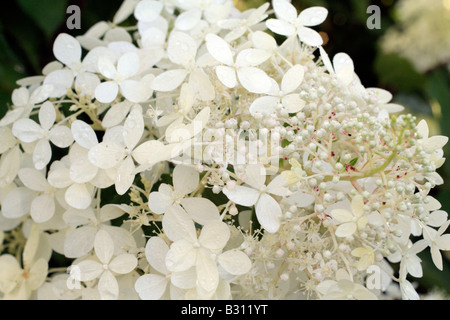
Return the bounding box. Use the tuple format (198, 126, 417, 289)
(196, 248, 219, 296)
(44, 69, 75, 97)
(244, 164, 266, 189)
(113, 0, 139, 24)
(299, 7, 328, 27)
(335, 222, 357, 238)
(33, 139, 52, 170)
(71, 120, 98, 149)
(165, 239, 197, 272)
(109, 254, 137, 274)
(151, 69, 188, 92)
(287, 192, 315, 208)
(198, 221, 230, 251)
(65, 183, 92, 210)
(222, 185, 260, 207)
(101, 225, 136, 255)
(236, 49, 271, 68)
(30, 194, 55, 223)
(12, 119, 42, 143)
(102, 102, 132, 128)
(12, 87, 29, 106)
(49, 126, 73, 148)
(64, 226, 96, 258)
(251, 31, 277, 52)
(145, 236, 169, 274)
(330, 209, 354, 223)
(218, 250, 252, 275)
(351, 195, 365, 217)
(98, 270, 119, 300)
(205, 33, 233, 66)
(135, 274, 167, 300)
(273, 0, 298, 22)
(400, 280, 420, 300)
(266, 19, 296, 36)
(423, 136, 449, 153)
(266, 174, 291, 197)
(132, 140, 171, 166)
(134, 0, 163, 23)
(82, 47, 116, 73)
(319, 46, 334, 74)
(115, 156, 135, 195)
(162, 205, 197, 242)
(99, 204, 126, 222)
(333, 53, 355, 86)
(88, 142, 125, 169)
(47, 166, 72, 189)
(117, 52, 139, 78)
(75, 72, 100, 97)
(123, 104, 143, 150)
(297, 26, 323, 47)
(237, 67, 272, 94)
(383, 103, 404, 113)
(75, 259, 103, 281)
(173, 164, 199, 195)
(0, 147, 21, 186)
(168, 31, 197, 67)
(175, 9, 201, 31)
(95, 230, 114, 264)
(120, 78, 153, 103)
(255, 193, 282, 233)
(148, 188, 173, 215)
(170, 268, 196, 289)
(18, 168, 48, 192)
(53, 33, 81, 67)
(0, 127, 16, 154)
(39, 101, 56, 131)
(98, 55, 117, 79)
(181, 198, 220, 225)
(281, 64, 305, 93)
(249, 96, 278, 116)
(188, 69, 215, 102)
(428, 210, 448, 228)
(95, 81, 119, 103)
(405, 256, 423, 278)
(216, 66, 237, 88)
(282, 94, 305, 113)
(28, 258, 48, 290)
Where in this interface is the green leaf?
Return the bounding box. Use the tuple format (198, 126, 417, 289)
(349, 157, 359, 167)
(17, 0, 68, 39)
(374, 52, 426, 92)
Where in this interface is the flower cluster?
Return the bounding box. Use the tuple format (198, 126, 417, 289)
(381, 0, 450, 73)
(0, 0, 449, 300)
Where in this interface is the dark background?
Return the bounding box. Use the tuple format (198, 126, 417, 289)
(0, 0, 449, 297)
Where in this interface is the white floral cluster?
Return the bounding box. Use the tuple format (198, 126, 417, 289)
(0, 0, 449, 300)
(381, 0, 450, 73)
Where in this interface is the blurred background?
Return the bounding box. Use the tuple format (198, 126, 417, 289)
(0, 0, 449, 297)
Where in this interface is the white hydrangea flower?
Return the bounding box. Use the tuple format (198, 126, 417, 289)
(0, 224, 48, 300)
(249, 64, 306, 116)
(223, 164, 291, 233)
(73, 230, 137, 300)
(134, 236, 195, 300)
(266, 0, 328, 47)
(12, 101, 73, 170)
(330, 195, 367, 238)
(163, 205, 251, 299)
(63, 205, 135, 259)
(205, 33, 273, 94)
